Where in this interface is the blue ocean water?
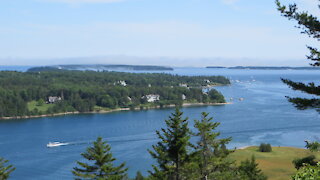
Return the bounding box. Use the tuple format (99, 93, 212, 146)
(0, 66, 31, 72)
(0, 68, 319, 179)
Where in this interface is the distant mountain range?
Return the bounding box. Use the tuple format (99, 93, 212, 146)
(206, 66, 320, 70)
(27, 64, 174, 72)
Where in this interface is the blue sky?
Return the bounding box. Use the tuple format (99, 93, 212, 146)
(0, 0, 318, 66)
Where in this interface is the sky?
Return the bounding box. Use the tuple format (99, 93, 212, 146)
(0, 0, 319, 66)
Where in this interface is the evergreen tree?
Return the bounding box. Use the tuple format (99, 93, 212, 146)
(0, 157, 15, 180)
(72, 137, 128, 180)
(276, 0, 320, 111)
(148, 108, 191, 180)
(305, 140, 320, 152)
(135, 171, 145, 180)
(292, 155, 318, 169)
(192, 112, 233, 180)
(258, 143, 272, 152)
(238, 156, 267, 180)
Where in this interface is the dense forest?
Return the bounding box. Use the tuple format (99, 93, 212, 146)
(0, 71, 230, 117)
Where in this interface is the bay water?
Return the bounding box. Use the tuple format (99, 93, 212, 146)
(0, 68, 320, 179)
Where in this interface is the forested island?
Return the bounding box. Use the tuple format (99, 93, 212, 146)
(207, 66, 320, 70)
(28, 64, 174, 72)
(0, 71, 230, 119)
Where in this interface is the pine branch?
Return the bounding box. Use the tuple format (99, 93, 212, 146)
(286, 97, 320, 110)
(307, 46, 320, 66)
(276, 0, 320, 66)
(276, 0, 320, 39)
(282, 79, 320, 96)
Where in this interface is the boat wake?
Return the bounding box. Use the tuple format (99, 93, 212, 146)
(46, 136, 156, 148)
(46, 142, 69, 148)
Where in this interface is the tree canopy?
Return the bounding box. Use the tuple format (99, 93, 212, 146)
(0, 71, 229, 117)
(191, 112, 233, 179)
(72, 137, 128, 180)
(0, 157, 15, 180)
(148, 108, 191, 180)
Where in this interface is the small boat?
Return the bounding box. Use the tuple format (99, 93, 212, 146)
(239, 98, 244, 101)
(47, 142, 69, 148)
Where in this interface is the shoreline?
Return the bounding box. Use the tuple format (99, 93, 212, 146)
(0, 102, 232, 120)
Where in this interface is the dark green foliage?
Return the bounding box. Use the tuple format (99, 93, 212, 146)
(72, 137, 128, 180)
(191, 112, 233, 179)
(0, 157, 15, 180)
(207, 89, 226, 103)
(0, 71, 229, 117)
(238, 156, 267, 180)
(258, 143, 272, 152)
(276, 2, 320, 177)
(135, 171, 145, 180)
(276, 0, 320, 111)
(36, 99, 45, 106)
(292, 155, 318, 169)
(148, 108, 191, 180)
(291, 163, 320, 179)
(305, 141, 320, 152)
(147, 110, 268, 180)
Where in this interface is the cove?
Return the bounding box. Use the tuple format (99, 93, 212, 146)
(1, 68, 320, 179)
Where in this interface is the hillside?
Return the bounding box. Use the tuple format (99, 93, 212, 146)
(230, 146, 320, 180)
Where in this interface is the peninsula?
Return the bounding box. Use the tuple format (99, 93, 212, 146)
(0, 71, 230, 119)
(28, 64, 174, 72)
(206, 66, 320, 70)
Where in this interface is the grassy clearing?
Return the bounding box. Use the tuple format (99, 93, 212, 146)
(93, 105, 112, 111)
(229, 146, 320, 180)
(27, 101, 54, 113)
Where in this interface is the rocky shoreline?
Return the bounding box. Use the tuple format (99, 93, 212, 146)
(0, 102, 232, 120)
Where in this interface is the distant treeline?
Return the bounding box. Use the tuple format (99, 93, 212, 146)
(0, 71, 230, 117)
(207, 66, 320, 70)
(27, 64, 174, 72)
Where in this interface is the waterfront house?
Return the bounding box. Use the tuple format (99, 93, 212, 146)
(48, 96, 62, 104)
(114, 80, 127, 86)
(182, 94, 187, 100)
(179, 83, 188, 88)
(119, 80, 127, 86)
(143, 94, 160, 102)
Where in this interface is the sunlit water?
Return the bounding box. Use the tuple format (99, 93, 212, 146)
(0, 68, 320, 179)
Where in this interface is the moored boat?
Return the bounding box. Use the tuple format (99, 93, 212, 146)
(47, 142, 69, 148)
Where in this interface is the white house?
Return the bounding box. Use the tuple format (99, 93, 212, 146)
(48, 96, 62, 104)
(144, 94, 160, 102)
(179, 83, 188, 88)
(118, 80, 127, 86)
(182, 94, 187, 100)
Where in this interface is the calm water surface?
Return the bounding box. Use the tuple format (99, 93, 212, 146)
(1, 68, 320, 179)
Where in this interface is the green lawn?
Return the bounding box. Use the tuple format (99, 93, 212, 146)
(229, 146, 320, 180)
(27, 101, 54, 113)
(93, 105, 112, 111)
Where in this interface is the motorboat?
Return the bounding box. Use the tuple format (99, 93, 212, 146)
(47, 142, 69, 148)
